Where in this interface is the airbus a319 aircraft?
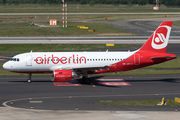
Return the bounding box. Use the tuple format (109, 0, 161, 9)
(3, 21, 176, 83)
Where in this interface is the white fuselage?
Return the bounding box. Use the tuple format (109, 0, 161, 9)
(3, 51, 136, 73)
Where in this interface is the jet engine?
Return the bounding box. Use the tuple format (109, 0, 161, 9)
(53, 70, 78, 82)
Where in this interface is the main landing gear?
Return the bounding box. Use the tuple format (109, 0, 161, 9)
(27, 73, 32, 83)
(82, 76, 90, 84)
(82, 71, 90, 84)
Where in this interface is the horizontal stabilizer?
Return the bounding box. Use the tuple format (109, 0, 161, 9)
(151, 56, 176, 60)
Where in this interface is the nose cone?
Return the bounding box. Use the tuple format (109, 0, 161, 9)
(3, 62, 10, 70)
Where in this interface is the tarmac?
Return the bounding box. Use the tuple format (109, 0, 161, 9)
(0, 107, 179, 120)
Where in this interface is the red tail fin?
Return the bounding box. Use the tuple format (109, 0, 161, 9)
(139, 21, 173, 53)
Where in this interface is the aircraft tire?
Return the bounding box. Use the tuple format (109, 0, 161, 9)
(27, 79, 31, 83)
(82, 76, 90, 84)
(85, 78, 90, 84)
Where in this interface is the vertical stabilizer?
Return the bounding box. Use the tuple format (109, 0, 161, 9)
(139, 21, 173, 53)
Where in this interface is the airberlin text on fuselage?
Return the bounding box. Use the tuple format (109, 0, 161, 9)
(35, 54, 86, 64)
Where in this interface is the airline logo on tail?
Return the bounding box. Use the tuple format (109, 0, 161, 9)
(151, 25, 171, 49)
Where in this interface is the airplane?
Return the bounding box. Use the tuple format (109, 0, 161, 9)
(3, 21, 176, 83)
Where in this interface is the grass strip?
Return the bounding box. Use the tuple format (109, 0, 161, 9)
(0, 23, 37, 27)
(1, 5, 180, 13)
(96, 99, 180, 107)
(93, 69, 180, 76)
(174, 21, 180, 26)
(1, 14, 180, 21)
(0, 22, 136, 37)
(0, 70, 51, 76)
(0, 44, 139, 54)
(146, 57, 180, 69)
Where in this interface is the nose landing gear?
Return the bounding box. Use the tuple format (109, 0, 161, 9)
(27, 73, 32, 83)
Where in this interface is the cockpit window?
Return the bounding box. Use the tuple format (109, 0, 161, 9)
(10, 58, 20, 62)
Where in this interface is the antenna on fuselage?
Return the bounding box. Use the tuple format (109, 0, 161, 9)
(30, 50, 33, 53)
(106, 49, 108, 52)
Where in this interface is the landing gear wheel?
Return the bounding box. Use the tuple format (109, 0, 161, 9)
(27, 79, 31, 83)
(27, 73, 32, 83)
(82, 76, 90, 84)
(85, 78, 90, 84)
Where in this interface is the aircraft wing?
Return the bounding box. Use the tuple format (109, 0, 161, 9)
(49, 64, 110, 71)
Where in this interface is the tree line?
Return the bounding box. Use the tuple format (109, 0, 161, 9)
(0, 0, 180, 6)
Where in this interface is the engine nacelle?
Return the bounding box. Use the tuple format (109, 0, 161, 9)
(53, 70, 77, 82)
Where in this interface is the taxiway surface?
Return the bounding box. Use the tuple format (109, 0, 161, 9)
(92, 17, 180, 36)
(1, 74, 180, 111)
